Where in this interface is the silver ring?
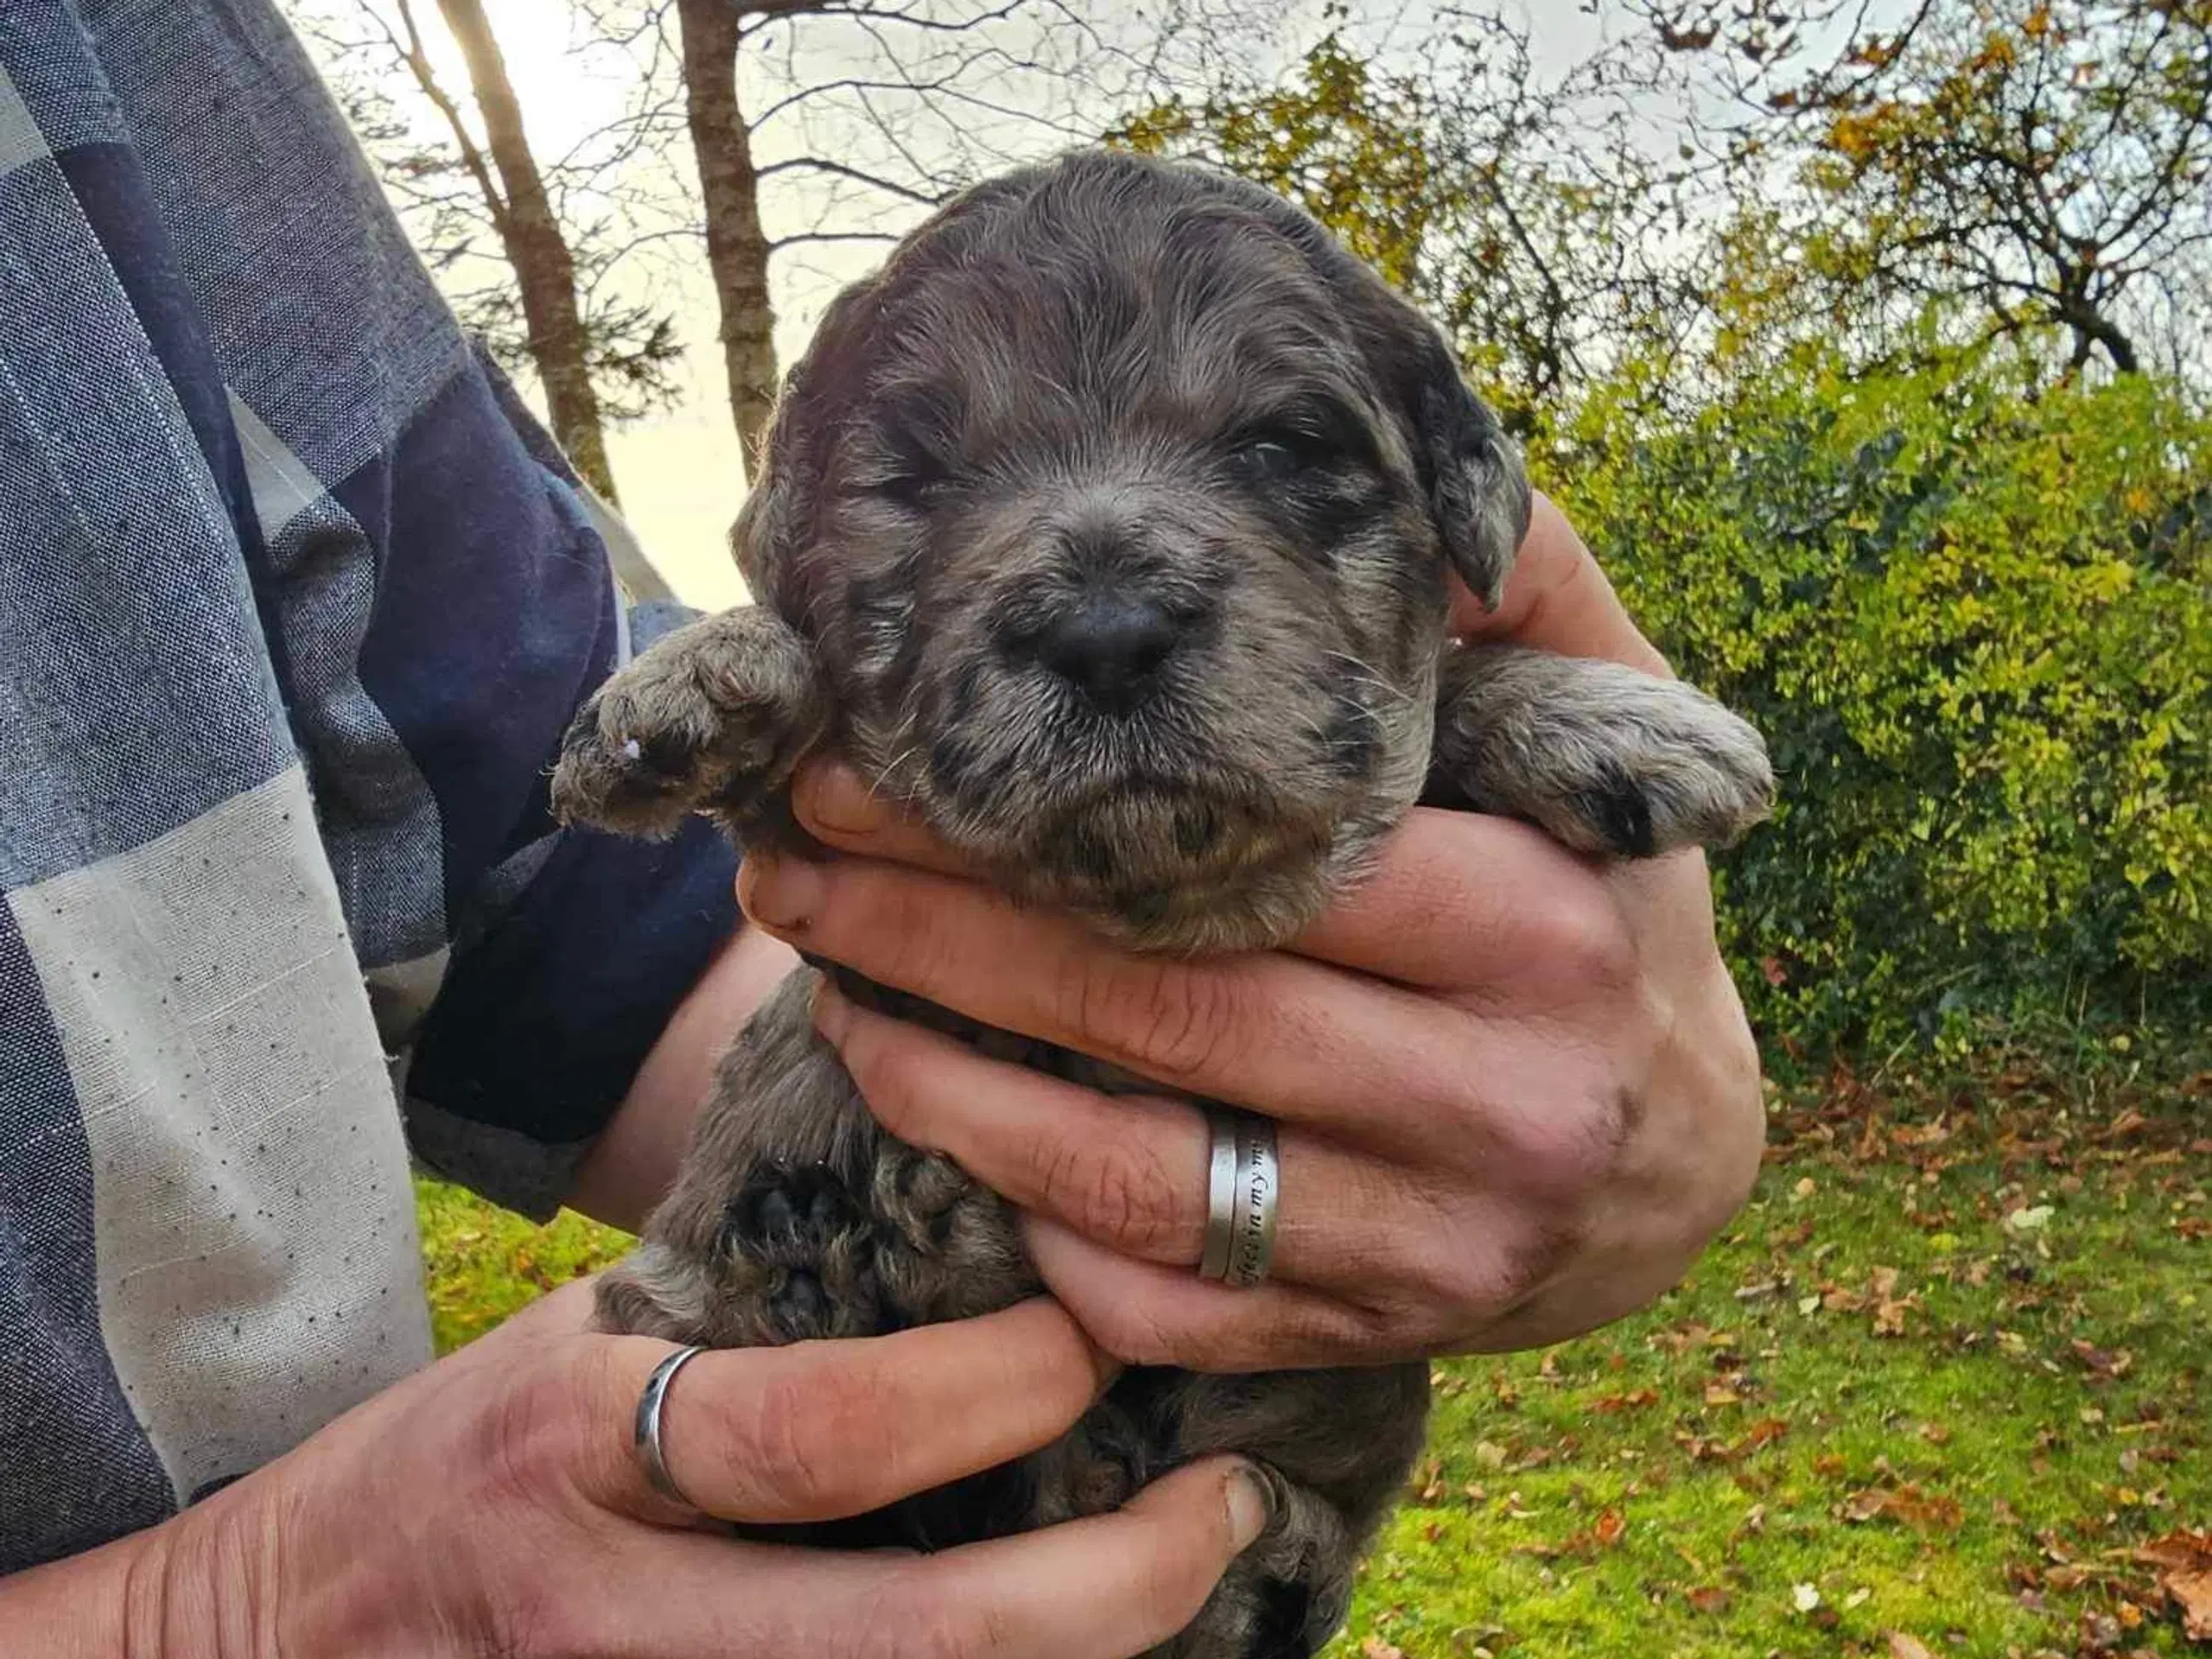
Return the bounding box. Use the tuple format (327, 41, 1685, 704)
(1199, 1109, 1280, 1287)
(635, 1344, 708, 1509)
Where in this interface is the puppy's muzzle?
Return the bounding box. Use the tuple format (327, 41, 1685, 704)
(1028, 588, 1183, 715)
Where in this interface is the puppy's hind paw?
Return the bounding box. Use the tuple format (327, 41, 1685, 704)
(550, 605, 821, 840)
(1433, 646, 1775, 858)
(720, 1161, 893, 1343)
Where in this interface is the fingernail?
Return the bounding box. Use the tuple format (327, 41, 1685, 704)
(1226, 1463, 1278, 1552)
(809, 976, 852, 1044)
(796, 761, 888, 840)
(739, 852, 825, 933)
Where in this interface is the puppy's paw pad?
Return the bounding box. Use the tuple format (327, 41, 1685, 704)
(1569, 766, 1662, 858)
(1551, 690, 1774, 856)
(723, 1162, 858, 1261)
(721, 1162, 887, 1341)
(550, 607, 816, 838)
(873, 1147, 976, 1249)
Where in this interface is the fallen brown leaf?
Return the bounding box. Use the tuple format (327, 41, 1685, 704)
(1686, 1586, 1732, 1613)
(1361, 1638, 1406, 1659)
(1593, 1389, 1659, 1414)
(2134, 1528, 2212, 1641)
(1840, 1483, 1964, 1532)
(1738, 1417, 1791, 1452)
(2071, 1338, 2135, 1380)
(1885, 1635, 1934, 1659)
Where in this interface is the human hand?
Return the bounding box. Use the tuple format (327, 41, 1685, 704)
(733, 492, 1765, 1370)
(97, 1287, 1269, 1658)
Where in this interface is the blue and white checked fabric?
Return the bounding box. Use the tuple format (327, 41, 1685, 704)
(1, 0, 738, 1573)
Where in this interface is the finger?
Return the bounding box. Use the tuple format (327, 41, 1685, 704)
(790, 758, 980, 876)
(561, 1455, 1269, 1659)
(1287, 805, 1634, 991)
(739, 849, 1478, 1140)
(1023, 1216, 1412, 1370)
(790, 775, 1632, 1003)
(815, 980, 1418, 1292)
(879, 1455, 1274, 1659)
(590, 1300, 1112, 1525)
(1452, 490, 1671, 677)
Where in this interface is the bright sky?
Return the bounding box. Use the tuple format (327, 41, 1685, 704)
(402, 2, 761, 609)
(384, 0, 1619, 609)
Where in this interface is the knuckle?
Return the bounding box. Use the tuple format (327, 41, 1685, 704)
(1492, 1077, 1630, 1199)
(471, 1344, 606, 1513)
(1033, 1134, 1186, 1255)
(728, 1363, 861, 1517)
(1079, 1292, 1185, 1368)
(1524, 887, 1638, 996)
(880, 1580, 991, 1659)
(870, 876, 965, 993)
(1408, 1191, 1590, 1338)
(1438, 1219, 1580, 1322)
(1694, 1015, 1768, 1225)
(484, 1571, 587, 1659)
(1068, 957, 1243, 1084)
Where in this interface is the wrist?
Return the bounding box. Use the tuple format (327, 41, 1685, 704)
(573, 920, 798, 1230)
(121, 1481, 279, 1659)
(0, 1499, 247, 1659)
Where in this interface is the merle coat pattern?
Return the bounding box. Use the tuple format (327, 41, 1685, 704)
(551, 149, 1773, 1659)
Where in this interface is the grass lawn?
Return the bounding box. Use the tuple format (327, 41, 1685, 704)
(416, 1069, 2209, 1657)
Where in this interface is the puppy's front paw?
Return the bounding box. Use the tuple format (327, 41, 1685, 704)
(1433, 646, 1775, 856)
(551, 605, 821, 839)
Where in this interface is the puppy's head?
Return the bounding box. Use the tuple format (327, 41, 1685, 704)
(743, 150, 1529, 951)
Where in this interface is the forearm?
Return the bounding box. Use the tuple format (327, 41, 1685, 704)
(568, 919, 801, 1231)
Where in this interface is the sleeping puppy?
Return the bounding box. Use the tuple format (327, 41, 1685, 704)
(551, 148, 1773, 1659)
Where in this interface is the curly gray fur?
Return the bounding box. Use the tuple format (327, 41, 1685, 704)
(553, 148, 1774, 1659)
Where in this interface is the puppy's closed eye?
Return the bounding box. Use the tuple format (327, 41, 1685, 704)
(1226, 398, 1375, 487)
(1230, 436, 1312, 485)
(870, 465, 953, 511)
(851, 442, 957, 512)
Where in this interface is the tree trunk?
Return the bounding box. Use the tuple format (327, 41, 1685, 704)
(676, 0, 779, 474)
(435, 0, 621, 503)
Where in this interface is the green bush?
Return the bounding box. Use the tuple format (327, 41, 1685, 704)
(1546, 353, 2211, 1069)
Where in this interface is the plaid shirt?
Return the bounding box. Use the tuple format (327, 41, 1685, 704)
(1, 0, 737, 1573)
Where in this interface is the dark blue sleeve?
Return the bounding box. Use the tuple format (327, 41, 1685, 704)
(343, 353, 740, 1219)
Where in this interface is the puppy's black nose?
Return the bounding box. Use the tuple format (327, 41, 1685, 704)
(1034, 591, 1181, 713)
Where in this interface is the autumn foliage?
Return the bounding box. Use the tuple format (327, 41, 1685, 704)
(1119, 4, 2212, 1075)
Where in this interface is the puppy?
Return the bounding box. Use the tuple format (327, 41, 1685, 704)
(551, 149, 1773, 1659)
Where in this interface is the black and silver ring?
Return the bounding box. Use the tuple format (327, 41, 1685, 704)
(635, 1343, 709, 1509)
(1199, 1108, 1280, 1288)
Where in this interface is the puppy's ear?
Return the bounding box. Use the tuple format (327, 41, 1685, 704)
(730, 272, 890, 621)
(729, 361, 821, 620)
(1409, 334, 1530, 612)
